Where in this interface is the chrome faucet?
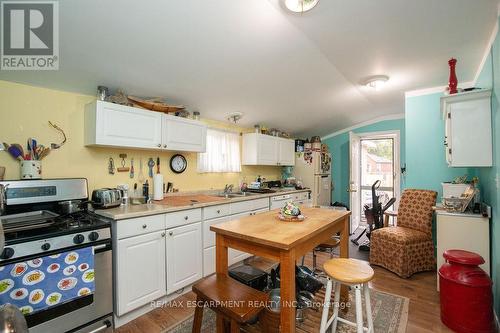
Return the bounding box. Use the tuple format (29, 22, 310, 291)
(223, 184, 234, 194)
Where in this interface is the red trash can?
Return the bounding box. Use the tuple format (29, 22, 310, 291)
(439, 249, 496, 333)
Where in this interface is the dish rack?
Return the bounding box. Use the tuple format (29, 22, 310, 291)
(442, 186, 477, 213)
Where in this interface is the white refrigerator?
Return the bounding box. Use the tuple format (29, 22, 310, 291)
(294, 152, 332, 206)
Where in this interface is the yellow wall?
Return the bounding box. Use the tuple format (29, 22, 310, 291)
(0, 80, 280, 192)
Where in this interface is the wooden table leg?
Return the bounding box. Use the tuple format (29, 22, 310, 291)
(216, 234, 229, 275)
(280, 249, 296, 333)
(339, 216, 350, 307)
(215, 234, 229, 333)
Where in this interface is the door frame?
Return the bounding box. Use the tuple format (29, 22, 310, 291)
(356, 130, 401, 207)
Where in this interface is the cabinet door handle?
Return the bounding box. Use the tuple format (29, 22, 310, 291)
(163, 144, 167, 148)
(157, 144, 161, 147)
(216, 210, 221, 214)
(142, 224, 147, 229)
(169, 231, 173, 236)
(161, 232, 166, 237)
(184, 216, 189, 220)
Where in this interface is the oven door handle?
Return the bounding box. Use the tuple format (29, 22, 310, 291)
(86, 320, 111, 333)
(92, 244, 107, 252)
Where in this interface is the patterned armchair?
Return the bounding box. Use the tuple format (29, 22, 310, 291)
(369, 189, 437, 278)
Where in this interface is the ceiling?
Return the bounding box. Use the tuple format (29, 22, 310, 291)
(0, 0, 498, 137)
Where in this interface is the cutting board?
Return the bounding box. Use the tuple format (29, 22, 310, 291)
(154, 195, 227, 207)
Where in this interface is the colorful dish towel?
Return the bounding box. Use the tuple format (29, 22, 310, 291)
(0, 247, 95, 315)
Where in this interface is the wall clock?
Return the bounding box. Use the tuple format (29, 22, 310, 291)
(170, 154, 187, 174)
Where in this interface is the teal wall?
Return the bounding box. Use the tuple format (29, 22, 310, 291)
(405, 93, 477, 199)
(476, 17, 500, 316)
(323, 118, 406, 206)
(405, 16, 499, 315)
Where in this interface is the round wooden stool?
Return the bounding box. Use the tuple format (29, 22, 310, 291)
(319, 258, 375, 333)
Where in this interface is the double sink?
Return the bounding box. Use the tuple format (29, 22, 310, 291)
(214, 191, 257, 199)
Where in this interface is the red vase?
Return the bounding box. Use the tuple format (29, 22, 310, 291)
(448, 58, 458, 94)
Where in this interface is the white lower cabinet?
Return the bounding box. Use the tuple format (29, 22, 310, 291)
(203, 247, 216, 277)
(166, 222, 203, 294)
(116, 230, 166, 316)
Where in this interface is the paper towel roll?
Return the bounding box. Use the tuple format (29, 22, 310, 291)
(153, 174, 164, 200)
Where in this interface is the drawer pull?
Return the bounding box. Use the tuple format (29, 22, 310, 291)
(216, 210, 221, 214)
(184, 216, 189, 220)
(161, 232, 166, 237)
(157, 144, 161, 147)
(142, 224, 147, 229)
(169, 231, 173, 236)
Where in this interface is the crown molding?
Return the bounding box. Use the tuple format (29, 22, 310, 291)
(321, 113, 405, 140)
(404, 81, 475, 98)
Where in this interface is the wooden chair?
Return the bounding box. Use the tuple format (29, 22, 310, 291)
(320, 258, 375, 333)
(192, 274, 268, 333)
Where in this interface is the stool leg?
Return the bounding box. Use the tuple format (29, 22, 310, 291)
(364, 283, 374, 333)
(331, 281, 341, 333)
(216, 314, 225, 333)
(192, 297, 203, 333)
(354, 284, 364, 333)
(319, 278, 333, 333)
(230, 319, 240, 333)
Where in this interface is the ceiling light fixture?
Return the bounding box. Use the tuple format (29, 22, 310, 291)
(284, 0, 320, 13)
(226, 112, 243, 123)
(364, 75, 389, 91)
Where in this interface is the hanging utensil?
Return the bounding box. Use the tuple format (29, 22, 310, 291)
(130, 158, 135, 178)
(31, 138, 37, 159)
(0, 143, 5, 152)
(156, 157, 160, 174)
(48, 121, 67, 149)
(117, 154, 130, 172)
(27, 138, 32, 160)
(137, 158, 145, 183)
(147, 158, 155, 178)
(108, 157, 115, 175)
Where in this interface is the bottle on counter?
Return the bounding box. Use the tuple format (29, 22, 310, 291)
(142, 180, 150, 202)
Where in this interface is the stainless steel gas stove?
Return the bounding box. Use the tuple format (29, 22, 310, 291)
(0, 178, 113, 333)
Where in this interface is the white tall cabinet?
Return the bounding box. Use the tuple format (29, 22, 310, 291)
(441, 89, 492, 167)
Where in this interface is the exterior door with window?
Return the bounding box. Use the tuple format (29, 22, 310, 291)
(348, 132, 361, 234)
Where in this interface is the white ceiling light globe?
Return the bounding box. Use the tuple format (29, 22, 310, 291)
(284, 0, 320, 13)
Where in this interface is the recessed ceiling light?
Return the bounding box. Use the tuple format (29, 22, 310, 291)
(364, 75, 389, 91)
(284, 0, 320, 13)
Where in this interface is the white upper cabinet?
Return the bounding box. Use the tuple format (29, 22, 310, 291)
(242, 133, 295, 166)
(85, 101, 207, 152)
(277, 137, 296, 166)
(162, 114, 207, 152)
(441, 90, 492, 167)
(85, 101, 162, 149)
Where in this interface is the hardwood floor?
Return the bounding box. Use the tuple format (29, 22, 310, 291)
(116, 252, 452, 333)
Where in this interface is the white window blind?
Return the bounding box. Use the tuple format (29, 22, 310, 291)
(197, 129, 241, 173)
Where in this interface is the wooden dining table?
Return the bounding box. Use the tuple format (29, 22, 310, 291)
(210, 207, 351, 333)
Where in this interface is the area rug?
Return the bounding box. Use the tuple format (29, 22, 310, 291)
(165, 287, 409, 333)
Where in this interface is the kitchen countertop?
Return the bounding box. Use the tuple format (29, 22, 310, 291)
(94, 188, 310, 220)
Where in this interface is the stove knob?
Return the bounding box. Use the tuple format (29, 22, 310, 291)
(73, 234, 85, 244)
(0, 247, 14, 259)
(88, 232, 99, 242)
(41, 243, 51, 251)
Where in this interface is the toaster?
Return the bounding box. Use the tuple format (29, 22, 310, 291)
(91, 188, 123, 209)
